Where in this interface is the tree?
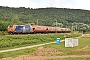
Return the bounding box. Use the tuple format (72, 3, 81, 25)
(78, 23, 89, 33)
(71, 22, 78, 31)
(11, 14, 23, 24)
(57, 23, 63, 27)
(72, 22, 89, 33)
(52, 22, 63, 27)
(0, 21, 11, 31)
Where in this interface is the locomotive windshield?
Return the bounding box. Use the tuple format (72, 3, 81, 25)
(8, 25, 13, 28)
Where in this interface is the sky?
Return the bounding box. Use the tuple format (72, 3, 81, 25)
(0, 0, 90, 10)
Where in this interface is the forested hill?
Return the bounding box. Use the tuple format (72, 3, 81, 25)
(0, 6, 90, 27)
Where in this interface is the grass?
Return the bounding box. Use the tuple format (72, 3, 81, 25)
(0, 33, 81, 50)
(0, 47, 38, 58)
(0, 31, 9, 35)
(0, 32, 83, 59)
(0, 34, 63, 50)
(0, 37, 90, 59)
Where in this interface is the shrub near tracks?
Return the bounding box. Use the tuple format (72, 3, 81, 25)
(0, 33, 81, 50)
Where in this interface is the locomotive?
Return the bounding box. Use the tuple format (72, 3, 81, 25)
(8, 24, 71, 34)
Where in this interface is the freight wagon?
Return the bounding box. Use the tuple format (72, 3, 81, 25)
(8, 24, 71, 34)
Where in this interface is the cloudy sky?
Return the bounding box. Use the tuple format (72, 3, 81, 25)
(0, 0, 90, 10)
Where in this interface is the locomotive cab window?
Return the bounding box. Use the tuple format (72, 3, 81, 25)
(15, 26, 24, 30)
(25, 25, 31, 30)
(8, 25, 13, 28)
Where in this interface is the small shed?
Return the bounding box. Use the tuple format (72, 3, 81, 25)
(65, 38, 78, 47)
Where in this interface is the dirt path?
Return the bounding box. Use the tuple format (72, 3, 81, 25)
(0, 40, 64, 53)
(81, 34, 90, 38)
(2, 55, 90, 60)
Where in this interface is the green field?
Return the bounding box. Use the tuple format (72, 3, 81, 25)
(1, 33, 90, 60)
(44, 38, 90, 55)
(0, 33, 81, 50)
(0, 36, 90, 59)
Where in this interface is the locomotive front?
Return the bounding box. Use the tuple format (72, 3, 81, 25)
(8, 25, 17, 34)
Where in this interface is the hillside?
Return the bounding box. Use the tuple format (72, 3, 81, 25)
(0, 6, 90, 31)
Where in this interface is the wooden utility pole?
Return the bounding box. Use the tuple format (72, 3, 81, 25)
(56, 20, 57, 27)
(37, 19, 38, 25)
(72, 23, 73, 32)
(55, 20, 57, 33)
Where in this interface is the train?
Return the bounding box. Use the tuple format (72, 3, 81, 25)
(8, 24, 71, 34)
